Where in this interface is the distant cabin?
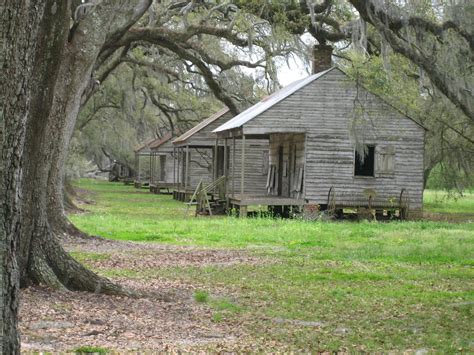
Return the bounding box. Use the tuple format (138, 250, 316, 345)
(133, 137, 157, 188)
(214, 66, 425, 219)
(172, 108, 269, 201)
(149, 132, 175, 193)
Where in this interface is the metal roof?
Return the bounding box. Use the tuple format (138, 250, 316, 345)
(133, 136, 158, 153)
(149, 132, 173, 150)
(172, 107, 229, 144)
(213, 68, 334, 133)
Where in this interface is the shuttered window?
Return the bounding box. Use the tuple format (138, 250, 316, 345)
(376, 146, 395, 176)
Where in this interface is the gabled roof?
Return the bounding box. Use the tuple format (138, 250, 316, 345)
(173, 107, 229, 144)
(213, 68, 334, 133)
(150, 132, 173, 150)
(134, 136, 157, 153)
(213, 66, 426, 132)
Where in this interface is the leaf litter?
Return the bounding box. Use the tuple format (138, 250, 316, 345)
(19, 238, 267, 352)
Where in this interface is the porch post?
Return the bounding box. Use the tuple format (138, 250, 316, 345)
(224, 137, 228, 197)
(134, 152, 138, 182)
(185, 144, 190, 192)
(214, 137, 218, 180)
(173, 146, 176, 186)
(232, 135, 236, 198)
(177, 148, 181, 190)
(241, 134, 246, 196)
(137, 153, 141, 184)
(149, 152, 153, 185)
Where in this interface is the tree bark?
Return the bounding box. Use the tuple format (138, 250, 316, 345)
(1, 1, 53, 352)
(16, 1, 151, 293)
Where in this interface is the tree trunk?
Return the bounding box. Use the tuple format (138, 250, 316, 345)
(1, 1, 53, 352)
(13, 0, 152, 293)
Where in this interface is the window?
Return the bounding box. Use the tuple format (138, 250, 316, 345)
(376, 146, 395, 176)
(354, 145, 375, 177)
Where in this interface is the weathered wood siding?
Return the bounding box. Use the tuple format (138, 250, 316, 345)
(187, 147, 214, 188)
(267, 134, 305, 197)
(177, 139, 269, 195)
(244, 68, 425, 210)
(228, 139, 269, 196)
(185, 111, 234, 147)
(150, 140, 175, 185)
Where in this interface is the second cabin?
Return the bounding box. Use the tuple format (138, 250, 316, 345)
(172, 108, 269, 202)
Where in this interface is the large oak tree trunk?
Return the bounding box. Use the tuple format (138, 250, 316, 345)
(14, 0, 152, 294)
(1, 1, 52, 352)
(3, 1, 147, 350)
(17, 2, 132, 294)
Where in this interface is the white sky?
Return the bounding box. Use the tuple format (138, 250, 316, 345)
(277, 55, 310, 86)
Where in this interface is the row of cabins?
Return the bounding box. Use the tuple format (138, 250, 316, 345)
(133, 46, 425, 218)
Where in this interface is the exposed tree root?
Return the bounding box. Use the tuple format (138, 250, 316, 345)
(26, 228, 137, 297)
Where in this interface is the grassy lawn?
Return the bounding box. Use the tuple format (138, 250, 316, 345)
(424, 189, 474, 214)
(70, 179, 474, 352)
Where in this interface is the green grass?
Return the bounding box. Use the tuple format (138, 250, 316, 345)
(73, 345, 108, 354)
(194, 290, 209, 303)
(69, 179, 474, 352)
(424, 189, 474, 214)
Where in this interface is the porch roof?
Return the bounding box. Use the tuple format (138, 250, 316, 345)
(133, 136, 158, 153)
(173, 107, 229, 145)
(149, 132, 173, 150)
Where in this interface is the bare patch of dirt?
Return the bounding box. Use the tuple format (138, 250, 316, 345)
(19, 240, 264, 352)
(66, 239, 265, 270)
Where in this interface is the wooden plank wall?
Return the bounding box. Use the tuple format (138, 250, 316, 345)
(150, 140, 175, 185)
(187, 147, 213, 188)
(228, 139, 270, 195)
(268, 134, 305, 197)
(244, 68, 425, 210)
(185, 111, 234, 147)
(175, 139, 270, 195)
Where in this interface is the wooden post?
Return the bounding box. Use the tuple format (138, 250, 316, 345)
(173, 146, 176, 186)
(134, 153, 138, 182)
(149, 152, 153, 186)
(232, 135, 236, 198)
(223, 138, 228, 178)
(215, 137, 219, 194)
(177, 148, 181, 190)
(241, 134, 246, 196)
(240, 205, 248, 218)
(137, 153, 141, 184)
(224, 138, 228, 204)
(185, 145, 190, 193)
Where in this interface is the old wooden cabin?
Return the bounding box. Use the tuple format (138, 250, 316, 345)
(149, 132, 176, 194)
(213, 45, 425, 218)
(172, 108, 269, 202)
(133, 137, 156, 188)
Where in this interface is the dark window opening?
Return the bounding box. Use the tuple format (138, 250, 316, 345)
(355, 145, 375, 177)
(216, 146, 230, 177)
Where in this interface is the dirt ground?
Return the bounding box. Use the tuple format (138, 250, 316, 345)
(19, 238, 265, 353)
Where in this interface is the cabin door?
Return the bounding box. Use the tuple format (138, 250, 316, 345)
(215, 146, 229, 179)
(277, 145, 284, 196)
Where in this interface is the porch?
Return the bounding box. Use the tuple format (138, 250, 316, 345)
(213, 130, 306, 217)
(227, 194, 305, 217)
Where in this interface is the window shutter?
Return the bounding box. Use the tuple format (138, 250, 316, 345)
(376, 146, 395, 176)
